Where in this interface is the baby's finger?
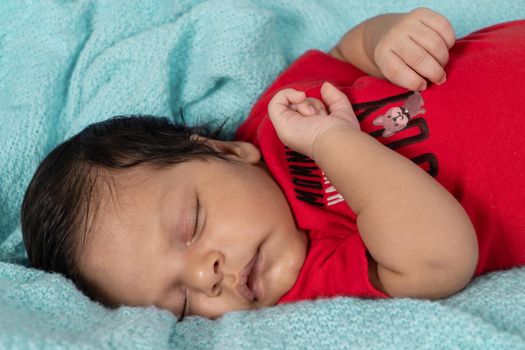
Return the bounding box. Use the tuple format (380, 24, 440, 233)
(320, 82, 353, 118)
(411, 21, 450, 68)
(416, 8, 455, 48)
(294, 102, 315, 116)
(295, 98, 328, 116)
(396, 37, 446, 84)
(268, 89, 306, 119)
(377, 50, 427, 91)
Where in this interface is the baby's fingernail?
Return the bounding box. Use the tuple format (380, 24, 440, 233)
(437, 74, 447, 85)
(309, 106, 315, 113)
(418, 82, 427, 91)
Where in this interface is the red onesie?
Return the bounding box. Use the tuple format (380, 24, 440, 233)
(236, 20, 525, 303)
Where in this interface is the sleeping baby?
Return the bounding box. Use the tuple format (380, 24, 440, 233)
(21, 8, 525, 320)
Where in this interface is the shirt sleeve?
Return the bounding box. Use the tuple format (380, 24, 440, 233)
(236, 50, 366, 144)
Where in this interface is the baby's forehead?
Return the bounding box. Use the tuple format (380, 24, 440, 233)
(85, 165, 159, 227)
(83, 165, 168, 247)
(95, 164, 168, 192)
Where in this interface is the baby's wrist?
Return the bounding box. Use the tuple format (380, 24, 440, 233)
(311, 126, 362, 162)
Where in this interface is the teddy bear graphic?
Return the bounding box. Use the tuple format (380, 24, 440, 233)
(372, 92, 426, 137)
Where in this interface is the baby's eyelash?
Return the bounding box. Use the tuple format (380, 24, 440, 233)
(186, 195, 200, 245)
(178, 289, 188, 322)
(192, 196, 200, 242)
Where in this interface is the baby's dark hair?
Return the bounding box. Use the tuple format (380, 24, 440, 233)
(21, 115, 226, 301)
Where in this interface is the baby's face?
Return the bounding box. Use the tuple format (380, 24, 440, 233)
(79, 140, 308, 319)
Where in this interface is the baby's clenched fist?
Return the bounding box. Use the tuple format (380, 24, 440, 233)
(267, 82, 360, 160)
(373, 7, 455, 91)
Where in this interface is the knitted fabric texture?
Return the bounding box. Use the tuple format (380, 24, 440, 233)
(0, 0, 524, 348)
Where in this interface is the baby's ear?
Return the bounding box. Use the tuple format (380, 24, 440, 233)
(198, 137, 261, 164)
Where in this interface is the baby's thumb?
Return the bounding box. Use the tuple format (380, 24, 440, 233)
(320, 82, 353, 117)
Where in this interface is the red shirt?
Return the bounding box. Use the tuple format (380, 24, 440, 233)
(236, 20, 525, 304)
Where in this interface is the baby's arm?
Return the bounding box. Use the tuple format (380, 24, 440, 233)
(268, 83, 478, 299)
(330, 8, 455, 91)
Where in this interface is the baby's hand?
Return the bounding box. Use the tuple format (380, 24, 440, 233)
(374, 8, 455, 91)
(268, 82, 360, 160)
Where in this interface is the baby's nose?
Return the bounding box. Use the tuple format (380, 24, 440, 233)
(187, 251, 224, 297)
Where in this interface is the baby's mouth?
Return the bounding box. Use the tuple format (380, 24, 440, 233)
(235, 249, 260, 303)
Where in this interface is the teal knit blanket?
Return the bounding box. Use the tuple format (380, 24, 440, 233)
(1, 1, 524, 348)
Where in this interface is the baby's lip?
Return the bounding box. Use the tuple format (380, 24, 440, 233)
(248, 248, 264, 302)
(235, 250, 259, 303)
